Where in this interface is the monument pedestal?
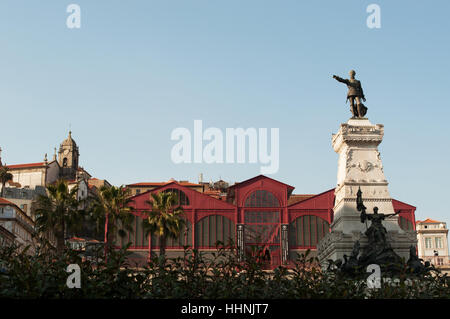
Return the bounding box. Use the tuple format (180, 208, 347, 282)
(318, 118, 417, 266)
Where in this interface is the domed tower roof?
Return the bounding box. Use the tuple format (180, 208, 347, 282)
(61, 131, 77, 148)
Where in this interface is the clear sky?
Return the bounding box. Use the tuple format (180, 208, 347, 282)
(0, 1, 449, 226)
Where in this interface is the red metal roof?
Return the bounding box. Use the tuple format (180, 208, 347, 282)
(128, 181, 201, 187)
(6, 162, 46, 169)
(228, 174, 295, 191)
(287, 194, 316, 206)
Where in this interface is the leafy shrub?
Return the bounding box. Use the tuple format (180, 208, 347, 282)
(0, 243, 448, 299)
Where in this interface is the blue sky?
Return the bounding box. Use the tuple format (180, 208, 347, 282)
(0, 1, 449, 226)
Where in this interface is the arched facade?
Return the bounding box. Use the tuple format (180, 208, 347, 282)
(119, 175, 416, 268)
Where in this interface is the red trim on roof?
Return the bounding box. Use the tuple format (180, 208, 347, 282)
(127, 181, 201, 187)
(6, 162, 46, 169)
(391, 198, 416, 210)
(229, 174, 295, 191)
(0, 197, 15, 205)
(287, 188, 335, 208)
(417, 218, 442, 224)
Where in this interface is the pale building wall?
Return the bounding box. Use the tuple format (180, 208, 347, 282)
(77, 180, 89, 200)
(68, 180, 89, 202)
(6, 198, 33, 218)
(0, 204, 35, 251)
(416, 220, 449, 274)
(10, 168, 46, 189)
(417, 222, 449, 257)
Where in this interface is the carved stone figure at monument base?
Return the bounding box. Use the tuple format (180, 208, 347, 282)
(333, 70, 368, 118)
(329, 190, 430, 276)
(356, 191, 403, 270)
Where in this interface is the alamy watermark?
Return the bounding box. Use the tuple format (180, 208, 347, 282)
(66, 264, 81, 288)
(366, 4, 381, 29)
(170, 120, 280, 174)
(66, 4, 81, 29)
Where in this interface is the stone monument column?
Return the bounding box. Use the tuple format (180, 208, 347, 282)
(332, 118, 399, 233)
(318, 117, 417, 266)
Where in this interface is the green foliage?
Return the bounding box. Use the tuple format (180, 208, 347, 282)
(89, 185, 134, 247)
(144, 191, 186, 258)
(0, 164, 13, 198)
(34, 179, 85, 254)
(0, 242, 449, 299)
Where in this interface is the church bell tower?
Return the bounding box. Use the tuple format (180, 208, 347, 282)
(58, 131, 79, 179)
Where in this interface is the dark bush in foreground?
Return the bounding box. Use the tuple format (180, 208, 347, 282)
(0, 243, 448, 299)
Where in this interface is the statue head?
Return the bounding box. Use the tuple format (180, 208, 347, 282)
(373, 207, 379, 214)
(349, 70, 356, 78)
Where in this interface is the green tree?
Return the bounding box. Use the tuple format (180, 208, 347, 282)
(0, 164, 13, 198)
(34, 179, 84, 255)
(143, 191, 186, 260)
(90, 185, 134, 258)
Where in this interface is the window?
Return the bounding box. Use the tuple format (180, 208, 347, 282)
(163, 188, 189, 206)
(425, 237, 433, 249)
(244, 211, 280, 244)
(135, 189, 141, 195)
(244, 190, 279, 207)
(435, 237, 443, 249)
(63, 158, 68, 167)
(289, 215, 330, 247)
(116, 215, 192, 248)
(152, 220, 192, 248)
(195, 215, 235, 247)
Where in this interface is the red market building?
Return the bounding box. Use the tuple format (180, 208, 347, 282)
(118, 175, 416, 268)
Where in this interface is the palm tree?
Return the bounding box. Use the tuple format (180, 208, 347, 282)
(0, 164, 13, 198)
(143, 191, 186, 260)
(89, 185, 134, 259)
(34, 179, 84, 255)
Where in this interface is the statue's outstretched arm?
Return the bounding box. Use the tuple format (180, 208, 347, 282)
(332, 75, 348, 84)
(385, 211, 401, 218)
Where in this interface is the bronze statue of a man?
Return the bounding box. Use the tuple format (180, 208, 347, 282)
(363, 207, 393, 246)
(333, 70, 368, 118)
